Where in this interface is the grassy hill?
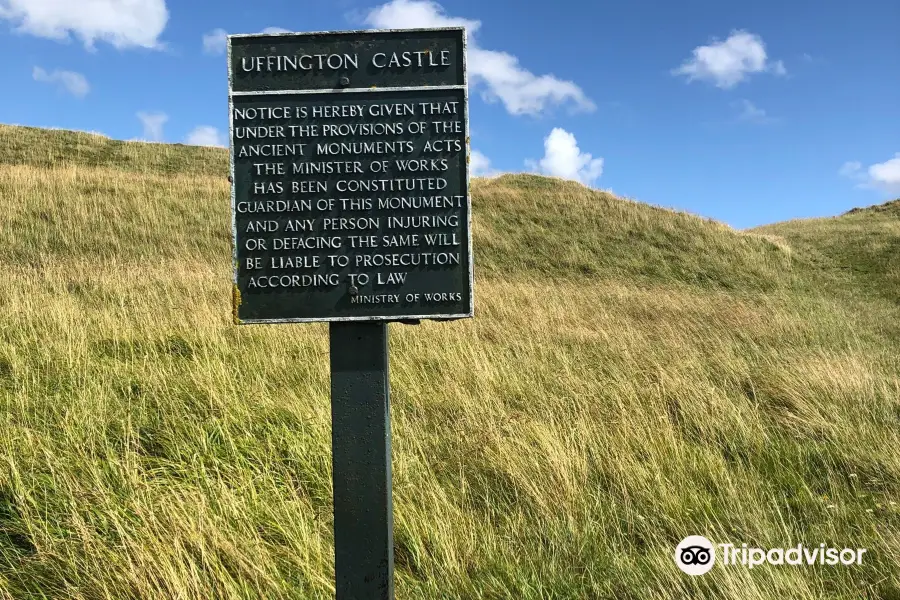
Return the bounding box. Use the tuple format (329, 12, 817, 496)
(0, 123, 898, 599)
(751, 200, 900, 309)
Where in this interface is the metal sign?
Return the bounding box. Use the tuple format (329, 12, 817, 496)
(227, 27, 472, 600)
(228, 28, 473, 323)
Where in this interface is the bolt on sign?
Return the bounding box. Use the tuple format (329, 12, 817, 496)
(228, 27, 473, 323)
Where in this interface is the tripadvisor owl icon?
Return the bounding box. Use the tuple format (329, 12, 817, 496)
(675, 536, 716, 575)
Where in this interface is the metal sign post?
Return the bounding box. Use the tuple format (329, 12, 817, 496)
(227, 27, 472, 598)
(330, 322, 393, 597)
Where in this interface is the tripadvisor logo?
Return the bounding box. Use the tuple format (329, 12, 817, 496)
(674, 536, 868, 575)
(675, 536, 716, 575)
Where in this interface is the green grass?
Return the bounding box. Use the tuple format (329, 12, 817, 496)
(0, 123, 898, 599)
(752, 202, 900, 307)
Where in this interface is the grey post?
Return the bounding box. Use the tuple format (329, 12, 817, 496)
(329, 322, 394, 599)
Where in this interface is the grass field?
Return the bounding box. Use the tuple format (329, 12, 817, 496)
(0, 123, 898, 599)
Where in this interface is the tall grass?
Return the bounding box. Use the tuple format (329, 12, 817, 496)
(0, 125, 898, 599)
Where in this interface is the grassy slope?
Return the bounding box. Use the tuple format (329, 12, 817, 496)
(0, 124, 898, 599)
(751, 201, 900, 308)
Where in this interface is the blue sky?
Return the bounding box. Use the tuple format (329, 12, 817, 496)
(1, 0, 897, 228)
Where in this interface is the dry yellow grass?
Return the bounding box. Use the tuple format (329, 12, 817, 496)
(0, 125, 898, 599)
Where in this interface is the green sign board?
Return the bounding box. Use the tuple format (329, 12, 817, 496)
(228, 28, 473, 323)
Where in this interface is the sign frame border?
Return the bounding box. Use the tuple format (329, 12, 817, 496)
(227, 26, 474, 325)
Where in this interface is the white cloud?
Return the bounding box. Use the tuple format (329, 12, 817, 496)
(0, 0, 168, 50)
(840, 154, 900, 194)
(869, 156, 900, 193)
(470, 149, 500, 177)
(363, 0, 479, 31)
(736, 99, 765, 121)
(184, 126, 226, 147)
(839, 161, 862, 178)
(525, 128, 603, 186)
(672, 30, 785, 89)
(32, 66, 89, 97)
(363, 0, 594, 116)
(470, 150, 490, 175)
(466, 47, 595, 116)
(733, 99, 775, 124)
(202, 27, 226, 55)
(136, 111, 167, 142)
(203, 26, 292, 55)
